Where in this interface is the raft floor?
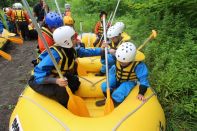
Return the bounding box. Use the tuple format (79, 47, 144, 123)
(84, 97, 105, 117)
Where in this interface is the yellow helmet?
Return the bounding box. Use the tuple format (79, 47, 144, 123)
(63, 16, 74, 25)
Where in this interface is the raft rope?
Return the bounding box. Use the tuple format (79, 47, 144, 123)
(78, 76, 94, 85)
(20, 94, 70, 131)
(78, 76, 106, 90)
(92, 77, 106, 87)
(112, 87, 157, 131)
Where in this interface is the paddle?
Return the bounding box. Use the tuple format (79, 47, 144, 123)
(1, 29, 23, 44)
(22, 0, 90, 117)
(0, 36, 23, 45)
(0, 50, 12, 61)
(103, 15, 114, 115)
(137, 30, 157, 50)
(54, 0, 63, 19)
(2, 29, 16, 37)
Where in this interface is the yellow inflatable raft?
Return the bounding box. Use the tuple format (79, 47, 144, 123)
(9, 74, 165, 131)
(80, 32, 131, 48)
(10, 57, 166, 131)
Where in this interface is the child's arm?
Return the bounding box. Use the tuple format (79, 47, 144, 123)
(76, 47, 104, 57)
(135, 62, 150, 101)
(34, 49, 61, 84)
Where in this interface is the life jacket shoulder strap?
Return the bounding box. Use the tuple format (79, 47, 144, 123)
(41, 27, 53, 39)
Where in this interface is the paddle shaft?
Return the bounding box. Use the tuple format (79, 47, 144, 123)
(98, 11, 113, 45)
(103, 16, 110, 92)
(110, 0, 121, 26)
(137, 30, 157, 51)
(103, 16, 115, 115)
(0, 36, 23, 45)
(54, 0, 63, 19)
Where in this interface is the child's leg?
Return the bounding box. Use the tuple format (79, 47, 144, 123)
(28, 76, 69, 107)
(99, 54, 116, 74)
(101, 66, 117, 93)
(112, 81, 136, 103)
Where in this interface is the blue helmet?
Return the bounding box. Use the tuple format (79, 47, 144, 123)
(45, 12, 63, 29)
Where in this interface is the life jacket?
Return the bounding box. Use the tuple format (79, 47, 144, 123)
(116, 61, 139, 83)
(110, 39, 124, 50)
(98, 22, 103, 35)
(38, 27, 54, 53)
(94, 21, 103, 36)
(50, 46, 77, 76)
(6, 10, 12, 21)
(65, 11, 71, 16)
(15, 10, 26, 22)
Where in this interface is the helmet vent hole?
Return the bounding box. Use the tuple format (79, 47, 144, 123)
(64, 40, 68, 44)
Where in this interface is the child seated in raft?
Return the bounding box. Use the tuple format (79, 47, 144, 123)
(95, 22, 129, 76)
(29, 26, 113, 108)
(96, 42, 150, 106)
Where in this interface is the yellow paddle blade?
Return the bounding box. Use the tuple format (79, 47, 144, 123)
(0, 50, 12, 61)
(66, 87, 90, 117)
(121, 32, 131, 41)
(151, 30, 157, 38)
(137, 30, 157, 50)
(104, 88, 114, 115)
(7, 37, 23, 45)
(2, 29, 10, 37)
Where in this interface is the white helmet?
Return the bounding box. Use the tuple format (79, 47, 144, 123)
(12, 3, 17, 9)
(17, 3, 23, 9)
(107, 25, 122, 39)
(53, 26, 75, 48)
(115, 42, 137, 63)
(65, 4, 71, 9)
(114, 22, 125, 32)
(15, 3, 23, 9)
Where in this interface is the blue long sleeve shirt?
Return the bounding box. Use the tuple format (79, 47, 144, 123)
(109, 62, 150, 88)
(34, 47, 102, 84)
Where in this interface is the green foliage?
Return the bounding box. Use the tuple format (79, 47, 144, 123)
(0, 9, 8, 30)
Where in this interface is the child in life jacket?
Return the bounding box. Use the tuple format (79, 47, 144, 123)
(93, 11, 111, 47)
(64, 3, 71, 16)
(37, 12, 63, 53)
(95, 23, 128, 76)
(96, 42, 150, 106)
(29, 26, 107, 108)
